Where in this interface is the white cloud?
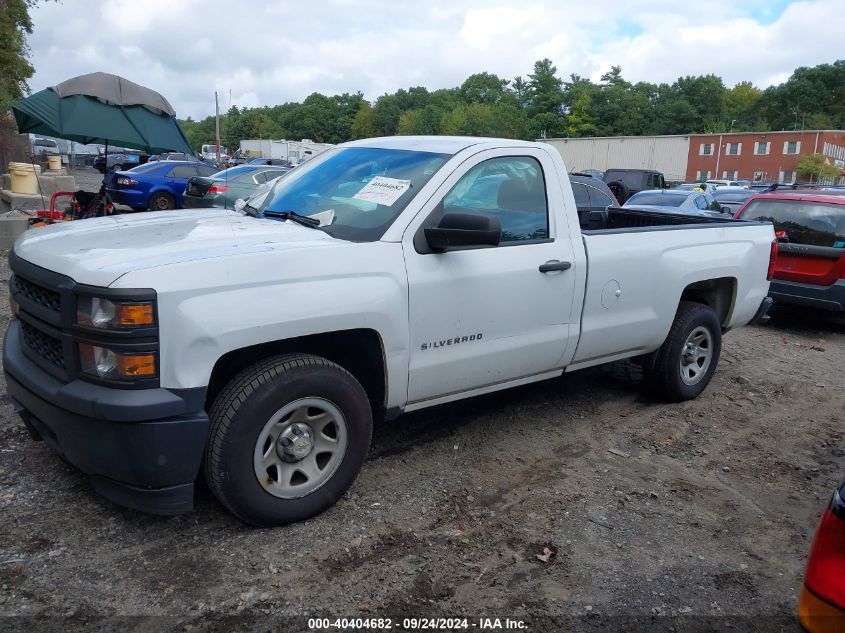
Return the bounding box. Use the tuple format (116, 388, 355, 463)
(24, 0, 842, 120)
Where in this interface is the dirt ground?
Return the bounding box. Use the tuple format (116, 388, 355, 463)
(0, 238, 843, 631)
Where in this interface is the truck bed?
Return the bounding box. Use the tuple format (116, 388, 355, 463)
(580, 206, 760, 233)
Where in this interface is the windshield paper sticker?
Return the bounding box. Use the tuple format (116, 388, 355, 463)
(353, 177, 411, 206)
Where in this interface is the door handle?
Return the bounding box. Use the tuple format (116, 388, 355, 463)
(539, 260, 572, 273)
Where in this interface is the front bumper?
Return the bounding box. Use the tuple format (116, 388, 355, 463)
(3, 321, 209, 515)
(769, 279, 845, 312)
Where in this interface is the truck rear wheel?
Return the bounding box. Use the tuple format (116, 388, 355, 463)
(203, 354, 372, 526)
(646, 301, 721, 402)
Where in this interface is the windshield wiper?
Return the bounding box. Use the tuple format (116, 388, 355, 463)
(262, 209, 321, 229)
(242, 201, 261, 217)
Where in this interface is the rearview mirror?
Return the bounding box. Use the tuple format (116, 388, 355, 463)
(424, 213, 501, 252)
(721, 205, 733, 214)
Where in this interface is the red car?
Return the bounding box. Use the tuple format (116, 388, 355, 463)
(798, 481, 845, 631)
(735, 192, 845, 311)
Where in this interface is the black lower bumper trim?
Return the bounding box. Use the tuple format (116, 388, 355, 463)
(89, 476, 195, 515)
(769, 279, 845, 312)
(749, 297, 774, 325)
(5, 366, 209, 515)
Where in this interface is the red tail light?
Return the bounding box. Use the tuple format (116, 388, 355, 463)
(207, 184, 230, 194)
(767, 238, 778, 281)
(803, 489, 845, 611)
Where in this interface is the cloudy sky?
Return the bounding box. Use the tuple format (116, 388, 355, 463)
(26, 0, 840, 120)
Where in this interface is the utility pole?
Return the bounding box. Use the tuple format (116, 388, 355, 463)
(215, 91, 221, 164)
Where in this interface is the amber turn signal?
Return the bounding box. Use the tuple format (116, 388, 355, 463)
(116, 353, 156, 377)
(115, 303, 155, 327)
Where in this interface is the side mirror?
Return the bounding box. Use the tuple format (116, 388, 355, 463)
(233, 198, 247, 213)
(424, 213, 501, 252)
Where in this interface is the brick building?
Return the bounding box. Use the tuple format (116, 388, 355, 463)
(685, 130, 845, 184)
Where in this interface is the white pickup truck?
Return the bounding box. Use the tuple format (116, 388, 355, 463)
(4, 136, 776, 526)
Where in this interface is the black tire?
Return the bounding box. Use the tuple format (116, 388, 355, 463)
(645, 301, 722, 402)
(607, 180, 630, 204)
(203, 354, 372, 526)
(149, 191, 175, 211)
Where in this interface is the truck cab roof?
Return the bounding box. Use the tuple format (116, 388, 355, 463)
(342, 135, 545, 155)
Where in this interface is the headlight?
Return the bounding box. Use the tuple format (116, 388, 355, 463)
(76, 297, 155, 328)
(78, 343, 157, 380)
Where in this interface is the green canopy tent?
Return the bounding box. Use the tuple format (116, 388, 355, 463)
(11, 72, 194, 157)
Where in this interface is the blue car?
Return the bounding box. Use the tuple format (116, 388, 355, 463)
(106, 160, 218, 211)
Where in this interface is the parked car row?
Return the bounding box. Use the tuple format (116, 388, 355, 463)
(105, 161, 292, 211)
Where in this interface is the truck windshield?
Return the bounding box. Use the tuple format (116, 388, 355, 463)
(256, 147, 450, 241)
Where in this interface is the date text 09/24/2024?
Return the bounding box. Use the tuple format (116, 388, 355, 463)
(307, 617, 527, 630)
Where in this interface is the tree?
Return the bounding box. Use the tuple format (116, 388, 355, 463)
(526, 58, 564, 117)
(350, 103, 377, 139)
(0, 0, 38, 110)
(459, 72, 510, 105)
(795, 154, 841, 182)
(724, 81, 761, 132)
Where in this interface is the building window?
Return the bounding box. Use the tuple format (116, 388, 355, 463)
(699, 143, 713, 156)
(752, 171, 765, 182)
(722, 170, 738, 180)
(754, 141, 770, 155)
(783, 141, 801, 155)
(726, 142, 741, 156)
(696, 170, 711, 181)
(779, 170, 796, 184)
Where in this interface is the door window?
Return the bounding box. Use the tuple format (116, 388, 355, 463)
(571, 182, 590, 208)
(167, 165, 199, 179)
(586, 185, 614, 208)
(442, 157, 548, 243)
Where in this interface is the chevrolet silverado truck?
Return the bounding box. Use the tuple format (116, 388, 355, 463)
(4, 136, 776, 526)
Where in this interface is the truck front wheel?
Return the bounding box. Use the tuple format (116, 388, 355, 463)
(646, 301, 722, 402)
(203, 354, 372, 526)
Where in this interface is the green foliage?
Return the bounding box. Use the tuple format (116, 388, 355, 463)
(0, 0, 37, 110)
(795, 154, 841, 181)
(171, 59, 845, 152)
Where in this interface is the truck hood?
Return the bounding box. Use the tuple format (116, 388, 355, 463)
(13, 208, 341, 287)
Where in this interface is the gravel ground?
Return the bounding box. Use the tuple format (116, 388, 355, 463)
(0, 242, 842, 631)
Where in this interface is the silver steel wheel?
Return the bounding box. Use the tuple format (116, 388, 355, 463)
(153, 194, 172, 210)
(679, 325, 713, 386)
(253, 397, 348, 499)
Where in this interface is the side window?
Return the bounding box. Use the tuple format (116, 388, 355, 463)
(166, 165, 198, 179)
(442, 157, 548, 243)
(253, 171, 268, 184)
(197, 164, 217, 177)
(586, 185, 614, 208)
(706, 195, 721, 211)
(571, 182, 590, 208)
(694, 195, 708, 210)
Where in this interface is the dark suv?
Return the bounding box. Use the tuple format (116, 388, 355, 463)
(603, 169, 667, 204)
(735, 192, 845, 311)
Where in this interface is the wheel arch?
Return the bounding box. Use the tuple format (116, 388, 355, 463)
(679, 277, 737, 328)
(205, 328, 387, 417)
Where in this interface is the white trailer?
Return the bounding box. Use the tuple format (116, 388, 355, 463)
(239, 139, 334, 165)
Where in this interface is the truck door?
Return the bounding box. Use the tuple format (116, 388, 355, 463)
(403, 149, 579, 404)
